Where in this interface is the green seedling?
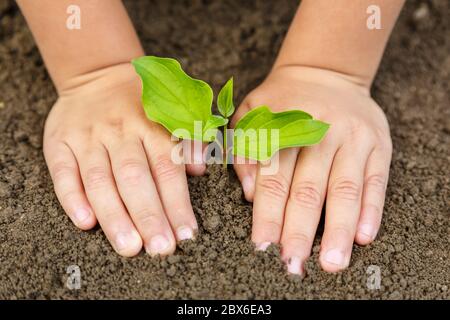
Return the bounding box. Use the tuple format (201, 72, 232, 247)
(132, 56, 227, 142)
(233, 106, 330, 161)
(132, 55, 329, 164)
(217, 77, 234, 166)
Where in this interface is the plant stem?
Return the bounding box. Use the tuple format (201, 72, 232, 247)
(223, 123, 227, 168)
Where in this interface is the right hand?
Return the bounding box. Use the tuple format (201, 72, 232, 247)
(44, 63, 204, 257)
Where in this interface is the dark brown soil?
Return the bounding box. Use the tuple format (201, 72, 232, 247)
(0, 0, 449, 299)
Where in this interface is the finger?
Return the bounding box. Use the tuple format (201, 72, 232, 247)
(77, 144, 142, 257)
(319, 143, 372, 272)
(108, 139, 176, 256)
(280, 143, 336, 275)
(233, 156, 258, 202)
(183, 139, 207, 176)
(44, 141, 96, 230)
(252, 148, 298, 250)
(231, 102, 257, 201)
(355, 144, 391, 245)
(144, 135, 198, 242)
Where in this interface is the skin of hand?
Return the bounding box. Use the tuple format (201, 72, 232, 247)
(231, 0, 403, 275)
(232, 65, 392, 275)
(18, 0, 205, 257)
(43, 63, 205, 257)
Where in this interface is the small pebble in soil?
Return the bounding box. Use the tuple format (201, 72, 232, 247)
(412, 3, 432, 30)
(167, 255, 181, 264)
(207, 250, 217, 260)
(405, 159, 416, 170)
(166, 265, 177, 277)
(413, 3, 430, 22)
(0, 181, 10, 198)
(204, 215, 221, 233)
(0, 102, 4, 109)
(405, 195, 415, 205)
(233, 226, 247, 239)
(13, 130, 28, 143)
(425, 249, 433, 257)
(421, 179, 437, 195)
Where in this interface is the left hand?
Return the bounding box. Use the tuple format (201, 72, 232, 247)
(232, 65, 392, 275)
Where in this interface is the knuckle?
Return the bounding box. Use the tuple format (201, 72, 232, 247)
(365, 174, 387, 195)
(285, 231, 312, 248)
(257, 176, 290, 200)
(242, 92, 261, 109)
(118, 159, 147, 185)
(84, 166, 110, 190)
(328, 225, 353, 239)
(329, 177, 361, 201)
(152, 154, 180, 182)
(286, 231, 312, 244)
(51, 162, 76, 180)
(106, 117, 125, 133)
(261, 218, 283, 233)
(101, 208, 122, 222)
(99, 118, 125, 142)
(347, 118, 363, 136)
(289, 181, 322, 210)
(132, 207, 160, 226)
(345, 118, 374, 142)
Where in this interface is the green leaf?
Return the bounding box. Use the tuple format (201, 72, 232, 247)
(132, 56, 226, 142)
(203, 115, 229, 141)
(217, 77, 235, 118)
(233, 106, 330, 161)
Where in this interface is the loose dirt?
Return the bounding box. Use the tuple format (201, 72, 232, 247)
(0, 0, 448, 299)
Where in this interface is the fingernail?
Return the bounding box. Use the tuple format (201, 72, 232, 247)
(177, 226, 194, 241)
(287, 256, 302, 275)
(256, 241, 271, 251)
(74, 208, 90, 222)
(322, 248, 346, 267)
(358, 223, 375, 241)
(242, 176, 254, 199)
(148, 234, 170, 255)
(115, 231, 140, 252)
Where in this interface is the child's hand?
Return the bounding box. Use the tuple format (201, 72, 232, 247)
(44, 63, 203, 257)
(232, 65, 392, 274)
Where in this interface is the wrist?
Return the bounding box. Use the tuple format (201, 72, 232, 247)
(57, 62, 139, 98)
(270, 63, 372, 96)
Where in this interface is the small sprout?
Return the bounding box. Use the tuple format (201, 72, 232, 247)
(233, 106, 330, 161)
(217, 77, 235, 166)
(132, 56, 226, 142)
(217, 77, 235, 118)
(132, 55, 330, 164)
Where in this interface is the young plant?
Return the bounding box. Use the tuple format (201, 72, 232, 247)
(132, 56, 227, 142)
(217, 77, 234, 166)
(132, 55, 329, 165)
(233, 106, 330, 161)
